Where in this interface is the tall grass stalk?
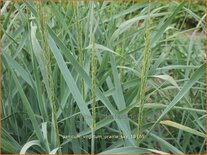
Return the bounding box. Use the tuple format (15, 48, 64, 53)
(91, 34, 96, 154)
(73, 2, 87, 150)
(36, 1, 60, 150)
(136, 2, 152, 145)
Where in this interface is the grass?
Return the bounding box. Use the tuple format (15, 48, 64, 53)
(1, 0, 206, 154)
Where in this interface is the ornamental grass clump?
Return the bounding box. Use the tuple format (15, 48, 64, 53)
(1, 1, 206, 154)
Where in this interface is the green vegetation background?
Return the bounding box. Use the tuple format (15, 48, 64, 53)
(1, 1, 206, 154)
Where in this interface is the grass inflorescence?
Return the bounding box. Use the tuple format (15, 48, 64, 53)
(136, 2, 152, 145)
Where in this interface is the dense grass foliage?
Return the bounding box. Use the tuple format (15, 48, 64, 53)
(1, 1, 206, 154)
